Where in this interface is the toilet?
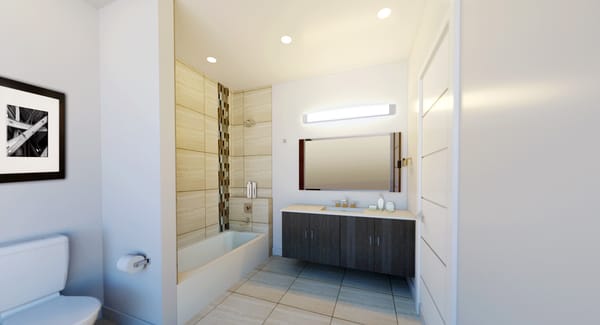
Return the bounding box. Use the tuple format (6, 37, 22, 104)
(0, 235, 101, 325)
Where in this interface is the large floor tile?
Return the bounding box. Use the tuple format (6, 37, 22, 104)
(342, 269, 392, 294)
(197, 293, 275, 325)
(394, 295, 417, 315)
(188, 291, 231, 324)
(299, 263, 345, 285)
(264, 305, 331, 325)
(262, 257, 306, 276)
(334, 287, 397, 325)
(279, 278, 340, 316)
(331, 318, 361, 325)
(235, 271, 295, 302)
(391, 277, 412, 298)
(397, 313, 423, 325)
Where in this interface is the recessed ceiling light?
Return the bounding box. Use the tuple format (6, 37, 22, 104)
(377, 8, 392, 19)
(280, 35, 293, 45)
(206, 56, 217, 63)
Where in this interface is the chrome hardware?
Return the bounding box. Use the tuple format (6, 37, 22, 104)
(376, 237, 381, 247)
(133, 256, 151, 268)
(369, 235, 373, 246)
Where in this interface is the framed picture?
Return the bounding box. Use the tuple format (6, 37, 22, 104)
(0, 76, 65, 183)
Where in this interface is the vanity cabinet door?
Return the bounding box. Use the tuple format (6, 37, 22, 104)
(340, 216, 374, 272)
(373, 219, 416, 277)
(309, 214, 340, 266)
(282, 212, 311, 261)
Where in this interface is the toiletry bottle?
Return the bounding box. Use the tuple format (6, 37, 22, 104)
(377, 195, 385, 210)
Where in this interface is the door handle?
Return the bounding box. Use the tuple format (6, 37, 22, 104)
(376, 236, 381, 247)
(304, 229, 308, 239)
(310, 229, 314, 240)
(369, 235, 372, 246)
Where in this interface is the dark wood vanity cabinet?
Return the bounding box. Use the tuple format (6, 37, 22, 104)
(340, 217, 415, 277)
(283, 211, 415, 276)
(282, 212, 340, 266)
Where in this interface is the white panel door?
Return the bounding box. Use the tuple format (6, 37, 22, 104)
(420, 27, 453, 325)
(422, 199, 449, 263)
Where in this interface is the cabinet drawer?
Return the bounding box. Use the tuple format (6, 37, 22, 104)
(421, 199, 449, 264)
(421, 239, 448, 322)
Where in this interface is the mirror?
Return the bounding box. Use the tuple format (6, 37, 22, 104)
(299, 133, 401, 191)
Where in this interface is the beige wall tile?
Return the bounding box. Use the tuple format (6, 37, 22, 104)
(229, 187, 246, 198)
(205, 117, 219, 154)
(230, 221, 252, 232)
(176, 105, 205, 151)
(206, 224, 220, 238)
(245, 155, 272, 189)
(252, 198, 272, 224)
(230, 92, 244, 125)
(257, 188, 272, 198)
(205, 79, 219, 119)
(230, 156, 245, 188)
(205, 154, 219, 190)
(230, 125, 244, 157)
(177, 191, 206, 235)
(177, 228, 206, 249)
(251, 222, 271, 234)
(205, 189, 220, 226)
(244, 122, 271, 156)
(177, 149, 205, 191)
(244, 88, 271, 123)
(175, 62, 205, 113)
(230, 197, 252, 222)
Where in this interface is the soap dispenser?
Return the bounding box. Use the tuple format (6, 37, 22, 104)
(377, 195, 385, 210)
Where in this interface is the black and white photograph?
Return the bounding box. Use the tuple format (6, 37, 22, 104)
(6, 105, 49, 157)
(0, 76, 65, 183)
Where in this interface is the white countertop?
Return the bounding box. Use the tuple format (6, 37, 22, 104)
(281, 205, 416, 221)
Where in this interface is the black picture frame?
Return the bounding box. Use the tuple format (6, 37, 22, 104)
(0, 76, 65, 183)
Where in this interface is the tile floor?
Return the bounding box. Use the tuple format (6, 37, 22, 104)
(194, 256, 422, 325)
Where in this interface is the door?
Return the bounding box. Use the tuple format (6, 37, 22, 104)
(340, 216, 374, 272)
(419, 25, 454, 323)
(309, 214, 340, 266)
(373, 219, 416, 276)
(282, 212, 311, 261)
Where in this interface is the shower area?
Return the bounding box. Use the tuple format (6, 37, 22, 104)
(174, 60, 272, 324)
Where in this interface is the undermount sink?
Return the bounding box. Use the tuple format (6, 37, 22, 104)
(322, 206, 365, 213)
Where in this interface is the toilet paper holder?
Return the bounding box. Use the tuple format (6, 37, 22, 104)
(117, 253, 151, 274)
(133, 256, 151, 268)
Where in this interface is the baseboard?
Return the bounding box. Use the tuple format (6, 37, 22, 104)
(272, 246, 282, 256)
(102, 306, 153, 325)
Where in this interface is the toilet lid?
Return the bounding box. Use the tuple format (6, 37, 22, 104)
(2, 296, 101, 325)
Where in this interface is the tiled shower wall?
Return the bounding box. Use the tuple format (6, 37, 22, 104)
(229, 88, 273, 252)
(175, 60, 221, 247)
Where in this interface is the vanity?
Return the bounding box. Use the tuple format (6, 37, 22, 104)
(281, 205, 415, 277)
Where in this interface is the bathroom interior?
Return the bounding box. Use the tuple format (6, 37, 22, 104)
(2, 0, 599, 325)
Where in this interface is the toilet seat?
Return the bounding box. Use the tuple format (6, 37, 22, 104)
(2, 296, 101, 325)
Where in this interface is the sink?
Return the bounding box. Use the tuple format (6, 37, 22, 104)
(322, 206, 364, 213)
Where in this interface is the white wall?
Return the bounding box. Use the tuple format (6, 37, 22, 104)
(272, 63, 408, 255)
(100, 0, 176, 324)
(459, 1, 600, 324)
(0, 0, 103, 301)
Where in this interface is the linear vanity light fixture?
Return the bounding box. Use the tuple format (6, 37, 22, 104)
(303, 104, 395, 124)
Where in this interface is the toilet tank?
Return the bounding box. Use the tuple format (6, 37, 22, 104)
(0, 235, 69, 313)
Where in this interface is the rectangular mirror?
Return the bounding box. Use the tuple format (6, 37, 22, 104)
(299, 133, 402, 191)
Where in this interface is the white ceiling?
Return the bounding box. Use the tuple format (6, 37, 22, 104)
(84, 0, 115, 8)
(175, 0, 424, 91)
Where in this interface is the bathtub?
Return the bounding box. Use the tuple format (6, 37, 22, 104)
(176, 231, 268, 324)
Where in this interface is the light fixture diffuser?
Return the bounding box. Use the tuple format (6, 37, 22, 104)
(281, 35, 293, 44)
(303, 104, 395, 124)
(206, 56, 217, 63)
(377, 8, 392, 19)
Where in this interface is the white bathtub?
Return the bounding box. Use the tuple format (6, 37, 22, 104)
(176, 231, 268, 324)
